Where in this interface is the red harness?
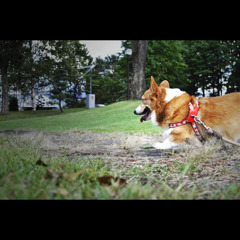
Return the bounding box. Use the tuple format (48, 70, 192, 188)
(169, 101, 204, 142)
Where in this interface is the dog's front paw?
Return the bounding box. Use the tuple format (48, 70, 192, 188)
(153, 139, 178, 149)
(152, 142, 170, 149)
(152, 142, 161, 149)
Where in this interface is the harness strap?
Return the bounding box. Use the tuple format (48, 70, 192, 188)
(169, 102, 204, 142)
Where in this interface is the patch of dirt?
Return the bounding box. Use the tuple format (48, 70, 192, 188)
(31, 131, 170, 162)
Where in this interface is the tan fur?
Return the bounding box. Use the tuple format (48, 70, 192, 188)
(140, 89, 151, 111)
(198, 93, 240, 141)
(138, 76, 240, 144)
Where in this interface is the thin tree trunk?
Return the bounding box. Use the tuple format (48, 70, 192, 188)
(1, 56, 9, 115)
(202, 87, 205, 97)
(29, 41, 37, 111)
(131, 40, 148, 100)
(59, 100, 63, 113)
(73, 85, 77, 108)
(31, 85, 36, 111)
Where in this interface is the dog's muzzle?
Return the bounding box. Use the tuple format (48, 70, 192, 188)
(134, 107, 151, 122)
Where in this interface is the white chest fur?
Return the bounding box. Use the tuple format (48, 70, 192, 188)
(151, 111, 159, 126)
(165, 88, 185, 103)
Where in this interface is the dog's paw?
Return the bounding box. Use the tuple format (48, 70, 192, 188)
(152, 142, 162, 149)
(153, 139, 178, 149)
(152, 142, 170, 149)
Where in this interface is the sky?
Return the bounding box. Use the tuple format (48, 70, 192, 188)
(80, 40, 122, 59)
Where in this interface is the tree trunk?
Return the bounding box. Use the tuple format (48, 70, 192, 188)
(202, 87, 205, 97)
(1, 56, 9, 115)
(29, 41, 37, 111)
(73, 85, 77, 108)
(31, 85, 36, 111)
(131, 40, 148, 100)
(217, 72, 221, 96)
(59, 100, 63, 113)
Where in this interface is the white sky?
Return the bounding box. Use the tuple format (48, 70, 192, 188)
(80, 40, 122, 59)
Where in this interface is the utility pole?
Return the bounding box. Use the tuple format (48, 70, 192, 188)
(79, 65, 95, 108)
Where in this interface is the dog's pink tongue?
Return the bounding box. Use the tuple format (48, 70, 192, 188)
(140, 116, 144, 122)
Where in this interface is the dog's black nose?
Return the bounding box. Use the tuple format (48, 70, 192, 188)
(134, 110, 137, 115)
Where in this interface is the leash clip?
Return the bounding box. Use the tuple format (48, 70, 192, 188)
(191, 115, 213, 134)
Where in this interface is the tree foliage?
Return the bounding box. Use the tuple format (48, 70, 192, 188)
(1, 40, 240, 115)
(182, 40, 240, 96)
(47, 40, 93, 111)
(0, 40, 25, 114)
(92, 54, 126, 104)
(146, 40, 188, 89)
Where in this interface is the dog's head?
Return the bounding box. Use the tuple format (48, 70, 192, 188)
(134, 76, 169, 122)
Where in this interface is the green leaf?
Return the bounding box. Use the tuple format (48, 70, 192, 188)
(140, 145, 154, 149)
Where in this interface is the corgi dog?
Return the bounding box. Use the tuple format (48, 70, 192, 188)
(134, 76, 240, 149)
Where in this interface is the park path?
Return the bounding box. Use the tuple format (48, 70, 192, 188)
(32, 131, 170, 162)
(0, 129, 169, 161)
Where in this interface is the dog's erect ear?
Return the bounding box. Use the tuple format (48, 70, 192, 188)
(159, 80, 170, 88)
(150, 76, 160, 94)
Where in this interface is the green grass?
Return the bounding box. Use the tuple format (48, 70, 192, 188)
(1, 100, 239, 199)
(0, 108, 86, 122)
(0, 100, 162, 134)
(1, 135, 239, 199)
(0, 100, 168, 199)
(0, 135, 189, 199)
(1, 134, 240, 199)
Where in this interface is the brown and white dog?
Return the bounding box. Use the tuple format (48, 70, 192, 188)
(134, 76, 240, 149)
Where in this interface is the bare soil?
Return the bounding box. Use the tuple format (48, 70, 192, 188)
(16, 130, 173, 161)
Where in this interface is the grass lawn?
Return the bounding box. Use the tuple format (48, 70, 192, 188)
(0, 100, 167, 199)
(1, 100, 239, 199)
(0, 100, 162, 134)
(1, 133, 239, 199)
(0, 135, 185, 199)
